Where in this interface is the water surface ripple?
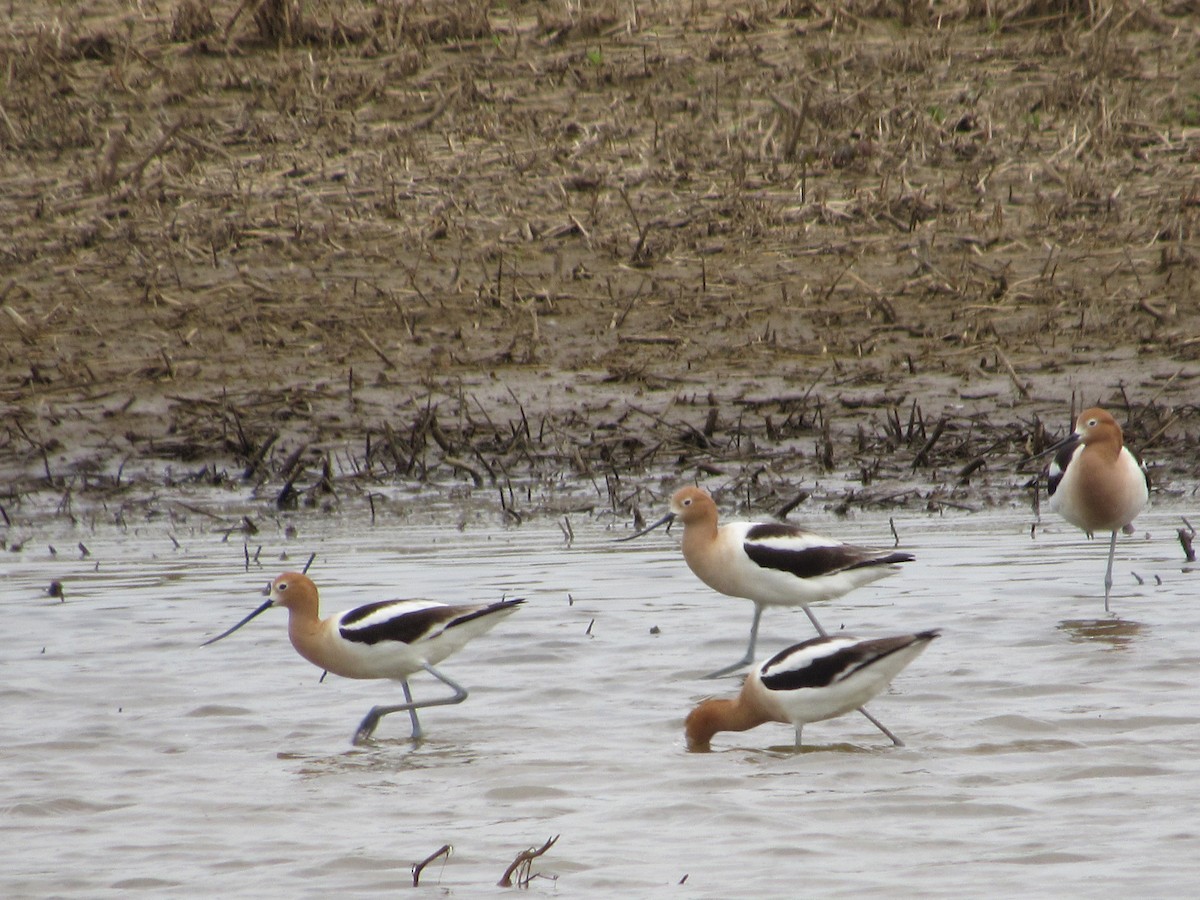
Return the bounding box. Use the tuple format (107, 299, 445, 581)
(2, 505, 1198, 896)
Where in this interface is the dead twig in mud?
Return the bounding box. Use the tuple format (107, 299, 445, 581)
(1179, 517, 1196, 563)
(911, 416, 948, 469)
(769, 91, 811, 162)
(617, 188, 651, 265)
(608, 276, 648, 331)
(927, 497, 980, 513)
(120, 118, 189, 189)
(3, 303, 35, 344)
(90, 118, 189, 194)
(169, 500, 234, 523)
(12, 419, 57, 486)
(821, 260, 856, 306)
(991, 345, 1031, 399)
(958, 456, 986, 484)
(617, 334, 682, 345)
(1139, 413, 1178, 454)
(498, 483, 522, 524)
(1137, 298, 1172, 323)
(498, 835, 560, 887)
(242, 432, 278, 480)
(275, 444, 308, 508)
(396, 85, 462, 135)
(818, 411, 834, 470)
(444, 455, 485, 487)
(354, 326, 397, 370)
(379, 421, 409, 474)
(412, 843, 452, 888)
(1129, 369, 1182, 433)
(222, 0, 255, 41)
(774, 491, 810, 519)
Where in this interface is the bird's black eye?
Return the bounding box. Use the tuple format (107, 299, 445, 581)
(278, 581, 288, 591)
(1087, 418, 1098, 427)
(682, 498, 692, 506)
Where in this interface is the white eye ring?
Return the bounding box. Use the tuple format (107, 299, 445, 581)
(682, 498, 692, 506)
(278, 582, 288, 591)
(1087, 418, 1098, 427)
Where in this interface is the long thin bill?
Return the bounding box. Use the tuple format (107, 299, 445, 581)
(1020, 431, 1080, 466)
(202, 598, 274, 646)
(614, 512, 675, 542)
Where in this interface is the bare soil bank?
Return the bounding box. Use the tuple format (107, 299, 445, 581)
(2, 1, 1198, 525)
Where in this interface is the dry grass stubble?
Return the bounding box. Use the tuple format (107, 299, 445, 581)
(1, 1, 1198, 522)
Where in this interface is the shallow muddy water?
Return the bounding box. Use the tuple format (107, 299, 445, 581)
(3, 499, 1199, 897)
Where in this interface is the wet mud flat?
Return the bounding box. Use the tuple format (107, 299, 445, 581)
(2, 1, 1200, 525)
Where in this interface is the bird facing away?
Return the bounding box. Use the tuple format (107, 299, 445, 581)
(1045, 407, 1149, 611)
(685, 629, 940, 751)
(619, 486, 915, 678)
(203, 572, 523, 744)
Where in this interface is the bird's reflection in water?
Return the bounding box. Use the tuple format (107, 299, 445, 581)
(1057, 616, 1144, 649)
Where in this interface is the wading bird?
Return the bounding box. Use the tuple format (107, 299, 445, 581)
(203, 572, 523, 744)
(619, 487, 914, 678)
(1044, 408, 1149, 611)
(685, 630, 939, 750)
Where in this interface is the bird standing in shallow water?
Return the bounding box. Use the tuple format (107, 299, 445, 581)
(1045, 408, 1149, 612)
(620, 487, 915, 678)
(203, 572, 523, 744)
(685, 630, 939, 750)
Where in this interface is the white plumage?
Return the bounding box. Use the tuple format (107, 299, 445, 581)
(1044, 407, 1149, 610)
(621, 486, 914, 678)
(203, 572, 523, 743)
(686, 630, 940, 749)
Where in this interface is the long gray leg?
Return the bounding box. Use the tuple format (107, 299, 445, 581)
(402, 680, 422, 741)
(703, 604, 764, 679)
(1103, 529, 1117, 612)
(807, 610, 898, 743)
(352, 664, 470, 745)
(802, 605, 899, 743)
(857, 705, 903, 746)
(801, 604, 830, 638)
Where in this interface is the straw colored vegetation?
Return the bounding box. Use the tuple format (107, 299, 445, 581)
(1, 0, 1198, 520)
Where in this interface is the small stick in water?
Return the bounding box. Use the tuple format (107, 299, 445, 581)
(497, 835, 559, 888)
(412, 843, 452, 887)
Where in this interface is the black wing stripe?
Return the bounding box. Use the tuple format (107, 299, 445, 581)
(744, 543, 911, 579)
(761, 642, 873, 690)
(445, 598, 525, 630)
(760, 630, 939, 691)
(1047, 438, 1080, 498)
(845, 551, 914, 571)
(341, 604, 459, 646)
(340, 598, 525, 647)
(745, 522, 810, 541)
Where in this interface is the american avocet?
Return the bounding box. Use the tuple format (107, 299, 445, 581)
(619, 487, 915, 678)
(203, 572, 523, 744)
(685, 629, 939, 750)
(1044, 407, 1149, 611)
